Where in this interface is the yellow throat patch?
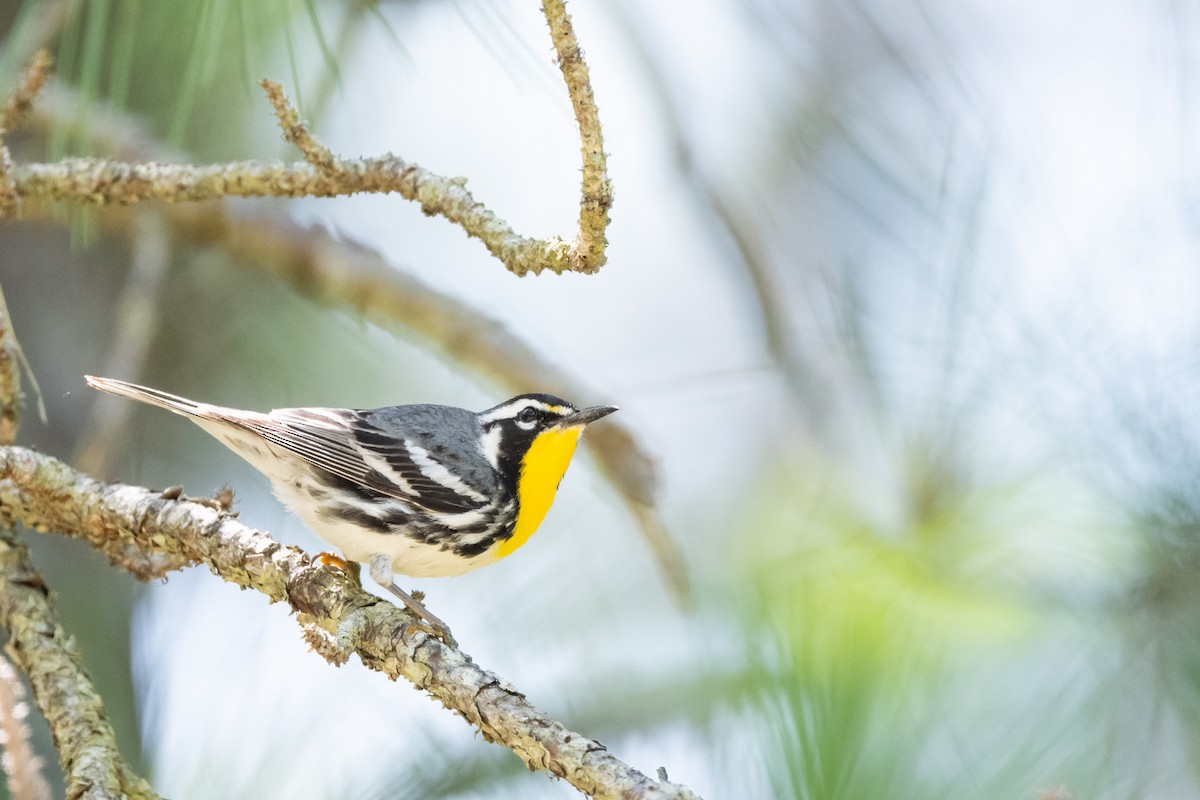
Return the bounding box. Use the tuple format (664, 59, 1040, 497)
(498, 425, 584, 558)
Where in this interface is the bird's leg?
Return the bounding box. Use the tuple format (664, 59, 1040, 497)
(367, 553, 456, 647)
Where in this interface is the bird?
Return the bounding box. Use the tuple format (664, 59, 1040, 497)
(84, 376, 618, 644)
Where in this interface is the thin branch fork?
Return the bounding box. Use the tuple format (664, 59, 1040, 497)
(0, 445, 700, 800)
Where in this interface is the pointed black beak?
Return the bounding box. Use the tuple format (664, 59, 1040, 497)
(561, 405, 619, 427)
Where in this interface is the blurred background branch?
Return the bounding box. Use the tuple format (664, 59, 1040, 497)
(0, 283, 20, 443)
(73, 208, 169, 476)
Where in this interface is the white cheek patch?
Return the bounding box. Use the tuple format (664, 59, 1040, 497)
(479, 425, 503, 471)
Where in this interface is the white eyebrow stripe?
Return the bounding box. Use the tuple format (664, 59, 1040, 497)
(478, 398, 539, 425)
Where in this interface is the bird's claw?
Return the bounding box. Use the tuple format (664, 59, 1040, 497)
(406, 620, 456, 647)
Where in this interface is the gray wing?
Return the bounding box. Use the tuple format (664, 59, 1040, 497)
(356, 404, 499, 512)
(241, 405, 495, 516)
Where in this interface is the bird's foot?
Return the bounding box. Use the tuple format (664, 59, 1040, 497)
(313, 552, 362, 586)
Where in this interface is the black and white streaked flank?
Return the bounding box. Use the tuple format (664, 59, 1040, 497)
(84, 377, 618, 582)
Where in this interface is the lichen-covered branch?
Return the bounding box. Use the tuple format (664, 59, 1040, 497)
(261, 79, 340, 176)
(0, 652, 52, 800)
(4, 0, 611, 276)
(0, 526, 162, 800)
(1, 50, 54, 132)
(0, 446, 700, 800)
(0, 49, 54, 216)
(9, 150, 567, 277)
(542, 0, 613, 273)
(0, 272, 52, 800)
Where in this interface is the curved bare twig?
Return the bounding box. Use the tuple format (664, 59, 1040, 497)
(4, 1, 612, 277)
(542, 0, 613, 272)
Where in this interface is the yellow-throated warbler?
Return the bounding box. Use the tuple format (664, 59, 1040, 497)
(85, 376, 617, 642)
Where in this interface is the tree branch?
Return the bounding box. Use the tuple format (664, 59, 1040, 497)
(1, 50, 54, 132)
(542, 0, 613, 273)
(0, 49, 54, 217)
(4, 0, 612, 277)
(0, 446, 700, 800)
(0, 652, 52, 800)
(261, 79, 341, 176)
(0, 526, 162, 800)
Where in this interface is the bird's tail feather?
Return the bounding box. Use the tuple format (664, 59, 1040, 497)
(85, 375, 212, 418)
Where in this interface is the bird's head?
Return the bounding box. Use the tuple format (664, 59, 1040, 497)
(477, 393, 618, 484)
(477, 394, 617, 559)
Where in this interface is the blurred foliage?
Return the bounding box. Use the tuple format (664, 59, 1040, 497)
(740, 454, 1029, 799)
(731, 418, 1200, 799)
(1, 0, 358, 159)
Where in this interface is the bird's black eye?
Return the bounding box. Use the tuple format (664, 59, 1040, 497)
(518, 406, 540, 424)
